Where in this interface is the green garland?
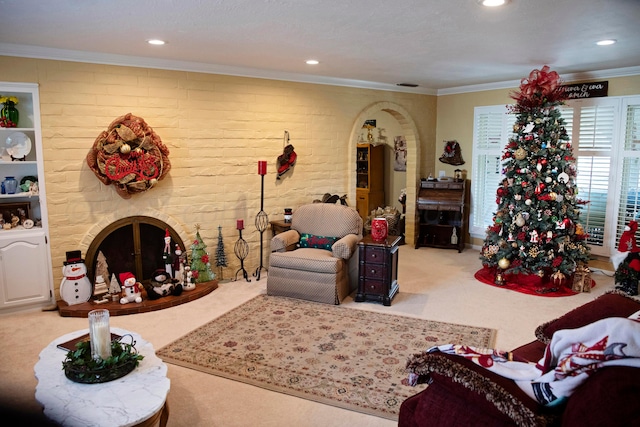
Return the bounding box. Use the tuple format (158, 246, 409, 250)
(62, 336, 144, 384)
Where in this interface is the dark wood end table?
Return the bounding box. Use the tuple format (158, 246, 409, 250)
(356, 234, 401, 306)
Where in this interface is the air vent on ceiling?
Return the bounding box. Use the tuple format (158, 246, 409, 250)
(396, 83, 419, 87)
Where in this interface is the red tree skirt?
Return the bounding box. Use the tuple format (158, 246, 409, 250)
(474, 266, 596, 297)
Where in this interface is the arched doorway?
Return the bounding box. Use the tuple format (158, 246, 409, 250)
(349, 102, 421, 246)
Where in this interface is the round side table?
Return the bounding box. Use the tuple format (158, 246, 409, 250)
(35, 328, 170, 427)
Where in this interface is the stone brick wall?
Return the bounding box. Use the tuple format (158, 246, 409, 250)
(0, 57, 436, 295)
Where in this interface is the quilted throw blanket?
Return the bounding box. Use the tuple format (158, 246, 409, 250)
(413, 313, 640, 406)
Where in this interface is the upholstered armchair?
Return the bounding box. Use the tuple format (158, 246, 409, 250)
(267, 203, 363, 304)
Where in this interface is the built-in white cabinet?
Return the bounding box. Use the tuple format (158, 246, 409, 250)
(0, 82, 54, 312)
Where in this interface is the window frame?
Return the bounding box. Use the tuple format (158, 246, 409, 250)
(471, 95, 640, 257)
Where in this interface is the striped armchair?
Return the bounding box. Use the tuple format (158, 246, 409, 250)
(267, 203, 363, 304)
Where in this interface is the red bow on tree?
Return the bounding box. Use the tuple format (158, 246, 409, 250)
(511, 65, 565, 109)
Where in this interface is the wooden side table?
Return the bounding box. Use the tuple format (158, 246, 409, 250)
(270, 219, 292, 235)
(356, 234, 401, 306)
(35, 328, 170, 427)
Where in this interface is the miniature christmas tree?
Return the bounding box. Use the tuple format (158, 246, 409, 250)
(479, 66, 590, 289)
(215, 225, 228, 280)
(190, 224, 216, 283)
(108, 273, 121, 295)
(94, 250, 110, 283)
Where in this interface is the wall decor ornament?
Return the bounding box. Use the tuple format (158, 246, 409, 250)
(276, 130, 296, 179)
(86, 113, 171, 199)
(439, 140, 465, 165)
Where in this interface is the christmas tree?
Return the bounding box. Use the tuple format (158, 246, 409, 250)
(479, 66, 590, 289)
(215, 225, 228, 279)
(190, 224, 216, 283)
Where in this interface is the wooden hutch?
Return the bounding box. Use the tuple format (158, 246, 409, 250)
(355, 143, 384, 222)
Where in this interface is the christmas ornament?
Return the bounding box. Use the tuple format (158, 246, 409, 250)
(120, 143, 131, 154)
(497, 258, 510, 269)
(558, 172, 569, 183)
(515, 147, 527, 160)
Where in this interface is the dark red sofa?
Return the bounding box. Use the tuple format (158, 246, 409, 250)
(399, 291, 640, 427)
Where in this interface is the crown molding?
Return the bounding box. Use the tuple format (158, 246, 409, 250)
(0, 43, 437, 95)
(437, 66, 640, 96)
(1, 43, 637, 97)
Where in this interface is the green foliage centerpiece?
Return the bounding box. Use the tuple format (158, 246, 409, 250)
(62, 335, 144, 384)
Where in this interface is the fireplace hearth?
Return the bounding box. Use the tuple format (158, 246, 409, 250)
(58, 215, 218, 317)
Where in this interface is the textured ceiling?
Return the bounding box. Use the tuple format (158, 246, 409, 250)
(1, 0, 639, 93)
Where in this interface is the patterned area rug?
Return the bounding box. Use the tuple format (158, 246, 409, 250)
(157, 295, 496, 420)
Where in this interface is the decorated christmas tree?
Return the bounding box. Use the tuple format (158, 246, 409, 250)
(190, 224, 216, 283)
(479, 66, 590, 290)
(215, 225, 228, 279)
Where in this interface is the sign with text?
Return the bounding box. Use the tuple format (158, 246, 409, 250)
(562, 81, 608, 99)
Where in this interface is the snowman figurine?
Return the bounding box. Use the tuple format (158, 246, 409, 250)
(183, 266, 196, 291)
(119, 272, 143, 304)
(60, 250, 93, 306)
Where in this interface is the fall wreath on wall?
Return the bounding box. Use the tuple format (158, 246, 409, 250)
(86, 113, 171, 199)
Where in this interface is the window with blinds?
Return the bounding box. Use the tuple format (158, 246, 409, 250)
(559, 100, 619, 255)
(616, 97, 640, 249)
(472, 95, 640, 258)
(470, 106, 513, 236)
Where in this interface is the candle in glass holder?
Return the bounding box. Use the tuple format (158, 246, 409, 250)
(237, 219, 244, 230)
(258, 161, 267, 175)
(88, 309, 112, 360)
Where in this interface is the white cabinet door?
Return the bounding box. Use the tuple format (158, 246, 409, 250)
(0, 232, 52, 309)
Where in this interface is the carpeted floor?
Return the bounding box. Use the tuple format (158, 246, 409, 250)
(0, 246, 620, 426)
(157, 295, 496, 420)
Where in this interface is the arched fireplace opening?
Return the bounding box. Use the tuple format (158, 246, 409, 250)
(85, 216, 186, 286)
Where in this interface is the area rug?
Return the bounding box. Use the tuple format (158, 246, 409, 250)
(157, 294, 496, 420)
(475, 266, 596, 297)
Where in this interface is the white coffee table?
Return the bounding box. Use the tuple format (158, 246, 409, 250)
(34, 328, 170, 427)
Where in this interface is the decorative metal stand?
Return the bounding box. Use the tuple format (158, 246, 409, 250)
(254, 169, 269, 280)
(233, 229, 250, 282)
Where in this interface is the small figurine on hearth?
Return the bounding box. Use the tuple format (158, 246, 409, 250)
(119, 272, 143, 304)
(60, 251, 93, 306)
(183, 266, 196, 291)
(172, 244, 186, 285)
(144, 269, 182, 300)
(163, 229, 173, 277)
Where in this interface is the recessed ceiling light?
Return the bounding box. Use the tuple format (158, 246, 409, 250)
(147, 39, 166, 45)
(305, 59, 319, 65)
(477, 0, 509, 6)
(596, 39, 616, 46)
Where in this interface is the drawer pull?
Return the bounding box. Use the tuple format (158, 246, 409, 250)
(371, 254, 377, 258)
(370, 269, 376, 274)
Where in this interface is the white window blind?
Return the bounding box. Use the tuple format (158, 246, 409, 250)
(561, 99, 618, 255)
(470, 106, 513, 237)
(616, 97, 640, 248)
